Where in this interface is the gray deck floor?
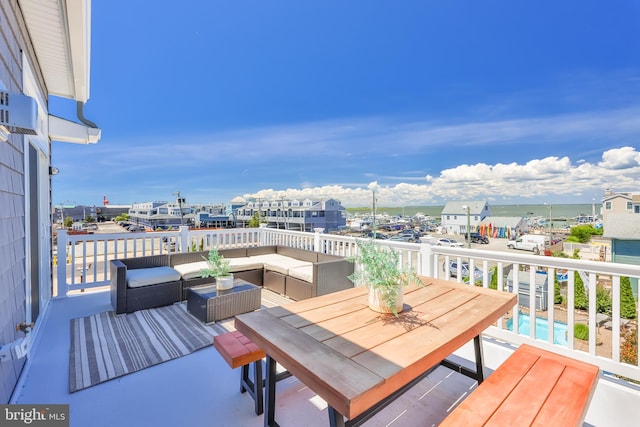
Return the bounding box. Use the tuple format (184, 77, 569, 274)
(13, 289, 474, 427)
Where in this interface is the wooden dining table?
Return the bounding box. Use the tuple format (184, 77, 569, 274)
(235, 277, 517, 427)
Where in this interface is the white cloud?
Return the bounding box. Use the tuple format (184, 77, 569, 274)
(598, 146, 640, 170)
(241, 149, 640, 207)
(54, 106, 640, 207)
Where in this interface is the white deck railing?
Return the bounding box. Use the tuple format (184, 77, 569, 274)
(54, 227, 640, 382)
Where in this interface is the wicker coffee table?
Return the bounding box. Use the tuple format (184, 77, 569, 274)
(186, 279, 261, 323)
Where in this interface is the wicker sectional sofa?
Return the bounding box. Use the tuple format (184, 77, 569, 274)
(110, 245, 355, 314)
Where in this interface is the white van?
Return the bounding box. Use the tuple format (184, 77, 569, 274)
(507, 234, 550, 254)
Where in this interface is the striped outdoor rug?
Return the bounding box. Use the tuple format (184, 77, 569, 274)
(69, 304, 216, 393)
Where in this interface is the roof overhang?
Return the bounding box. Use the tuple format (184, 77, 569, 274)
(19, 0, 92, 102)
(19, 0, 101, 144)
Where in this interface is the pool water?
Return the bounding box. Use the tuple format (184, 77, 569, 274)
(506, 315, 568, 346)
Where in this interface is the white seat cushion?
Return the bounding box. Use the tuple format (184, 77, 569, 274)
(126, 266, 181, 288)
(287, 265, 314, 283)
(227, 257, 266, 272)
(173, 261, 209, 280)
(251, 254, 312, 275)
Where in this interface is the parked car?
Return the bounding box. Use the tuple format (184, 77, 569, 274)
(435, 238, 464, 247)
(400, 229, 423, 240)
(468, 232, 489, 244)
(507, 234, 549, 254)
(444, 261, 483, 281)
(388, 235, 417, 243)
(127, 225, 146, 232)
(364, 231, 388, 239)
(81, 223, 98, 231)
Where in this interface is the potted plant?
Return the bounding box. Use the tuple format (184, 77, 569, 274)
(348, 239, 422, 315)
(200, 248, 234, 290)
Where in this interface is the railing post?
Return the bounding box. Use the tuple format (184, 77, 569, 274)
(56, 229, 68, 297)
(419, 239, 434, 278)
(259, 224, 268, 246)
(313, 228, 324, 253)
(179, 226, 190, 253)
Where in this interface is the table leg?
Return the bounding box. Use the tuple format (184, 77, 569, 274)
(473, 335, 485, 384)
(264, 355, 279, 427)
(440, 334, 486, 383)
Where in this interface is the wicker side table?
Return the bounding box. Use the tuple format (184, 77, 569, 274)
(186, 280, 261, 323)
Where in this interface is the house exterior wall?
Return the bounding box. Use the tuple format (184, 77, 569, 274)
(602, 190, 639, 223)
(235, 198, 347, 232)
(441, 201, 490, 234)
(0, 1, 51, 403)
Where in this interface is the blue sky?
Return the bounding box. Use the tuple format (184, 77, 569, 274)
(51, 1, 640, 208)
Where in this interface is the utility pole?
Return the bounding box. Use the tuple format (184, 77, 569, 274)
(548, 205, 552, 244)
(173, 191, 185, 225)
(462, 205, 471, 248)
(368, 181, 378, 237)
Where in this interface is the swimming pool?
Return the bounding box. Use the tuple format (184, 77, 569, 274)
(506, 315, 568, 346)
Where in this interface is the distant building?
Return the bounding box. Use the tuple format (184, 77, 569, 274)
(235, 198, 347, 232)
(441, 201, 491, 234)
(54, 205, 98, 223)
(128, 201, 228, 230)
(96, 205, 130, 221)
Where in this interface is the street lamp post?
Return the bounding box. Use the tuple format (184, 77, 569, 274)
(462, 205, 471, 248)
(544, 203, 552, 246)
(368, 182, 379, 237)
(548, 205, 552, 244)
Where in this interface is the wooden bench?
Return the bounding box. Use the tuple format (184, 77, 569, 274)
(213, 330, 292, 416)
(440, 343, 600, 426)
(213, 331, 266, 415)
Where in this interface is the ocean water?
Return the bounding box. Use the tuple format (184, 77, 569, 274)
(350, 204, 596, 221)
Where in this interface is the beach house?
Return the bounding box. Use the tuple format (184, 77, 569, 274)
(0, 0, 101, 402)
(440, 200, 491, 234)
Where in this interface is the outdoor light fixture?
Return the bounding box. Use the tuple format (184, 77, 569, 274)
(49, 166, 59, 176)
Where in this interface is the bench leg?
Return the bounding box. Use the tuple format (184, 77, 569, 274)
(241, 361, 264, 416)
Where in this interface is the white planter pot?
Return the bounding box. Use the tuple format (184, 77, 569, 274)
(368, 286, 404, 314)
(216, 274, 234, 291)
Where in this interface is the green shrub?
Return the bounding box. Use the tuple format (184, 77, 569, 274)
(574, 272, 589, 310)
(574, 323, 589, 340)
(596, 285, 612, 316)
(248, 212, 266, 227)
(569, 225, 599, 243)
(489, 266, 498, 290)
(554, 272, 562, 304)
(621, 276, 637, 320)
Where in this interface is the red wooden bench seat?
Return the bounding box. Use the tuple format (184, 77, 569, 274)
(440, 343, 600, 426)
(214, 331, 266, 415)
